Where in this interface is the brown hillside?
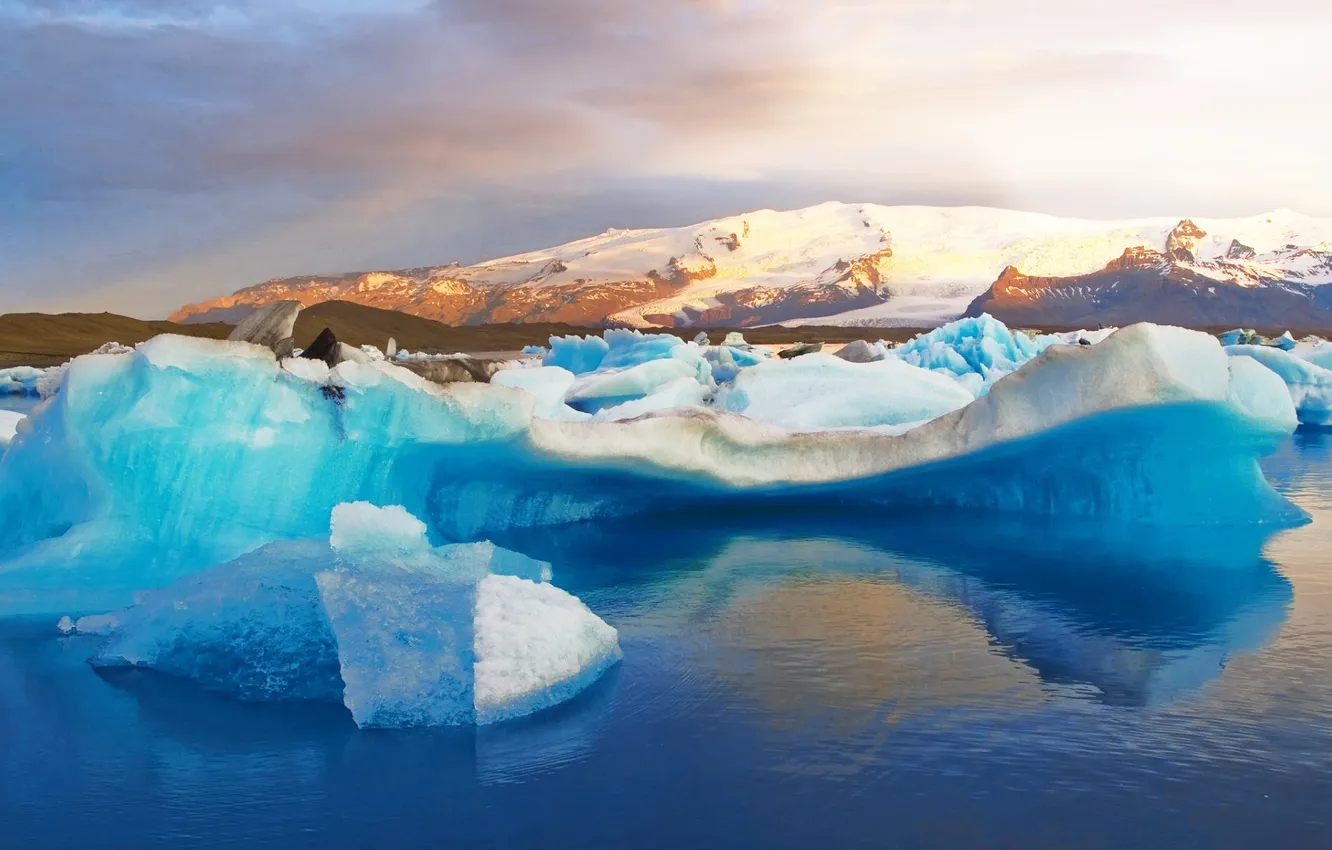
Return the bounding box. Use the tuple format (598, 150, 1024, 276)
(0, 312, 233, 368)
(293, 300, 928, 351)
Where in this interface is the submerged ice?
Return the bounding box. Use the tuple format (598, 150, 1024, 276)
(78, 502, 620, 727)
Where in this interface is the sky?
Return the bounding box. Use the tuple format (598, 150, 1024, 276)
(3, 0, 1331, 318)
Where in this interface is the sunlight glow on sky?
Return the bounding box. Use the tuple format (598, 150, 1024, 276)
(3, 0, 1330, 316)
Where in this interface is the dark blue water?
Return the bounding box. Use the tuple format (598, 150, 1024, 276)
(4, 433, 1332, 848)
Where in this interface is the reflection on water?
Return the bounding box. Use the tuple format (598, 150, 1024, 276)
(2, 435, 1332, 847)
(523, 511, 1292, 716)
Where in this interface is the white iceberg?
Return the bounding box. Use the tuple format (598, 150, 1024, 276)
(1227, 344, 1332, 427)
(712, 352, 974, 431)
(565, 357, 706, 414)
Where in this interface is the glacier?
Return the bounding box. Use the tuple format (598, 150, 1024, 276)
(75, 502, 619, 727)
(0, 322, 1306, 616)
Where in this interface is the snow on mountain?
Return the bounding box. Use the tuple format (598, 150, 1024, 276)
(966, 216, 1332, 329)
(171, 203, 1332, 329)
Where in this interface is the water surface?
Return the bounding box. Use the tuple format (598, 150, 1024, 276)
(3, 433, 1331, 848)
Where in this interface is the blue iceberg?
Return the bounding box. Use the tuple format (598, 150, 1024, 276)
(888, 314, 1049, 389)
(0, 366, 45, 397)
(78, 502, 620, 727)
(0, 324, 1306, 616)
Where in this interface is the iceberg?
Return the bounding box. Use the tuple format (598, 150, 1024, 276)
(80, 502, 618, 727)
(712, 353, 974, 431)
(0, 324, 1305, 615)
(592, 377, 709, 422)
(703, 343, 768, 382)
(598, 329, 696, 371)
(540, 329, 719, 411)
(0, 410, 24, 449)
(1226, 344, 1332, 427)
(543, 328, 711, 376)
(565, 357, 707, 414)
(0, 366, 45, 396)
(491, 366, 587, 421)
(1294, 338, 1332, 371)
(543, 334, 610, 374)
(888, 314, 1049, 389)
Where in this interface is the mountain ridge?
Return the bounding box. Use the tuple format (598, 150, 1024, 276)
(171, 202, 1332, 329)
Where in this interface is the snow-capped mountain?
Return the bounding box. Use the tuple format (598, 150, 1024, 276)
(965, 217, 1332, 328)
(171, 203, 1332, 329)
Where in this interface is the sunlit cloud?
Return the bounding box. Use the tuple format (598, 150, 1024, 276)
(3, 0, 1330, 315)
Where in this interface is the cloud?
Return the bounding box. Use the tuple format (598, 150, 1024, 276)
(3, 0, 1331, 316)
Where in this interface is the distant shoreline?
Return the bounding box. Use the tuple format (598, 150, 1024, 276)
(4, 299, 1328, 369)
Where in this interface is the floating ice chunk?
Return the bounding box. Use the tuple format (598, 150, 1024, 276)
(0, 410, 24, 449)
(1226, 344, 1332, 426)
(599, 329, 692, 371)
(315, 564, 478, 727)
(330, 501, 430, 557)
(89, 540, 346, 702)
(890, 314, 1046, 387)
(704, 344, 767, 382)
(70, 612, 120, 636)
(713, 353, 974, 431)
(491, 366, 587, 421)
(1294, 338, 1332, 371)
(0, 366, 45, 396)
(593, 377, 709, 421)
(77, 502, 606, 726)
(473, 574, 623, 724)
(520, 345, 547, 357)
(543, 335, 609, 374)
(565, 358, 702, 413)
(1225, 355, 1301, 430)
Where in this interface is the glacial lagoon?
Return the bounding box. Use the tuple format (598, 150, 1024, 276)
(2, 429, 1330, 848)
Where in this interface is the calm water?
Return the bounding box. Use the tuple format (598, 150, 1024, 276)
(4, 433, 1332, 848)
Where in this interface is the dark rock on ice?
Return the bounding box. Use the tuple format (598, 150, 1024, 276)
(778, 342, 824, 360)
(300, 328, 340, 367)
